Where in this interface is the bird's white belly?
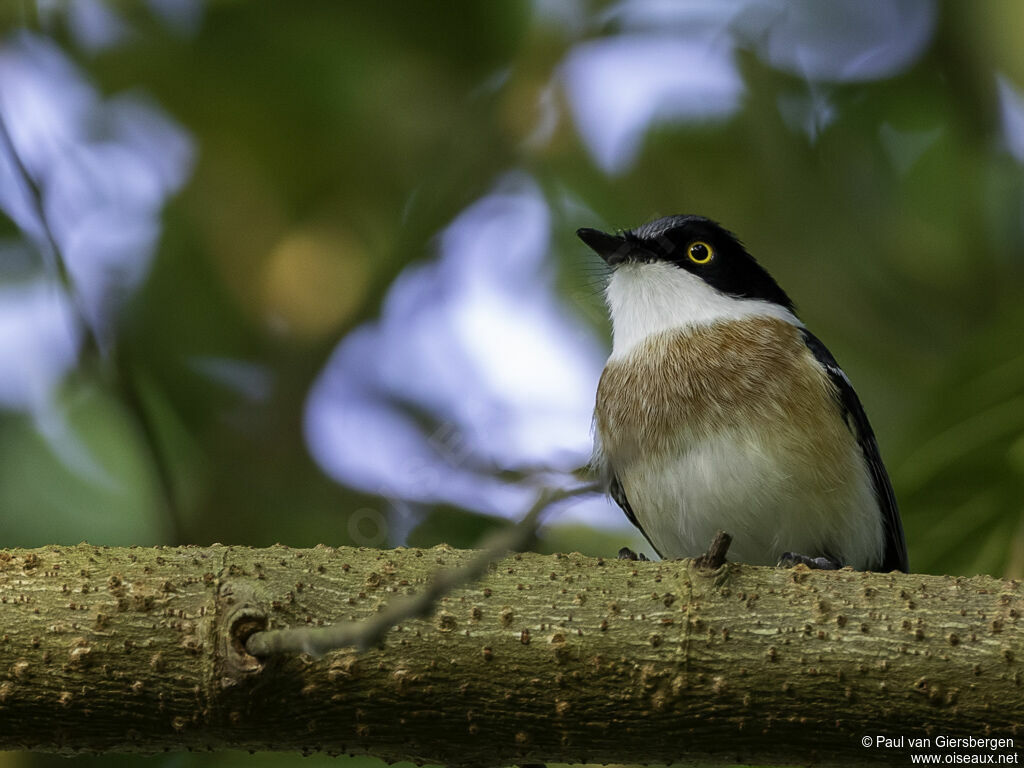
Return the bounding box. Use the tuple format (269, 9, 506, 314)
(594, 317, 885, 568)
(617, 426, 880, 567)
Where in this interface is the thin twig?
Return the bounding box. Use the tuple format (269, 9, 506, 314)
(694, 530, 732, 570)
(245, 482, 601, 657)
(112, 349, 184, 544)
(0, 106, 184, 542)
(0, 109, 100, 358)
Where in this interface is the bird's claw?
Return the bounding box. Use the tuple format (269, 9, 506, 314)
(777, 552, 841, 570)
(617, 547, 649, 561)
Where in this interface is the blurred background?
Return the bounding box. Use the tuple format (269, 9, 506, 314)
(1, 0, 1024, 763)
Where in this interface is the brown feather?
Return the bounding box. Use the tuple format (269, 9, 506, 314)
(595, 317, 852, 485)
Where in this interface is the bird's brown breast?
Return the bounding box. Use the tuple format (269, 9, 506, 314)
(595, 317, 843, 461)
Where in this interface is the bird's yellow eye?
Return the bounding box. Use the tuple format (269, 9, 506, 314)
(687, 241, 713, 264)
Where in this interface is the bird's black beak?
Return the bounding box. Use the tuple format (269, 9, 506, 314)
(576, 227, 632, 266)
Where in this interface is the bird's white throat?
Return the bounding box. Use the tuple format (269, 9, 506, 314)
(605, 262, 802, 360)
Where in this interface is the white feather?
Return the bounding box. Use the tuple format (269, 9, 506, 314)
(598, 261, 885, 568)
(605, 261, 802, 359)
(619, 426, 882, 567)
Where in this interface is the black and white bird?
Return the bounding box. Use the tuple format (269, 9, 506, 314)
(578, 215, 908, 572)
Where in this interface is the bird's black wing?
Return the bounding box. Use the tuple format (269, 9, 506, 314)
(801, 329, 909, 572)
(609, 475, 664, 559)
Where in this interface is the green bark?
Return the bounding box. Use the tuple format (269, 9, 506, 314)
(0, 543, 1021, 765)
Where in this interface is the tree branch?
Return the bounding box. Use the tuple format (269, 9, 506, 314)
(245, 482, 600, 656)
(0, 543, 1021, 765)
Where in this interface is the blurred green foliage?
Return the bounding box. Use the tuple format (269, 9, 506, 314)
(1, 2, 1024, 764)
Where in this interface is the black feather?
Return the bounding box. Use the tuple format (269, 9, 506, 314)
(609, 475, 663, 559)
(801, 329, 909, 572)
(632, 215, 797, 313)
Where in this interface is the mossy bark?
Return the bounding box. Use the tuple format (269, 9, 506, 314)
(0, 543, 1021, 765)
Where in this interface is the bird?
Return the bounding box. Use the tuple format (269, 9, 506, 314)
(577, 215, 908, 572)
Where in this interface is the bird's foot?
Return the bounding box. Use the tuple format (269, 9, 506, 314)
(617, 547, 649, 561)
(777, 552, 841, 570)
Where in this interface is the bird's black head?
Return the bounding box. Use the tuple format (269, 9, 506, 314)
(577, 215, 796, 313)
